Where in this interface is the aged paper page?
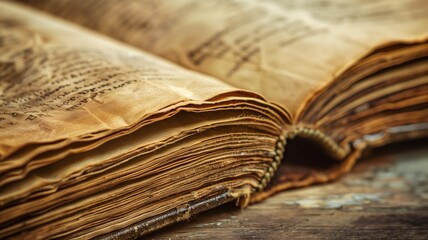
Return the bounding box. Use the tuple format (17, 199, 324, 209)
(21, 0, 428, 116)
(0, 1, 285, 159)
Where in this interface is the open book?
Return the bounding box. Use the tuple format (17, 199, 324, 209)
(1, 0, 427, 238)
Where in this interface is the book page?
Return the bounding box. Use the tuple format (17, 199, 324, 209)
(269, 0, 428, 26)
(0, 1, 289, 159)
(20, 0, 428, 116)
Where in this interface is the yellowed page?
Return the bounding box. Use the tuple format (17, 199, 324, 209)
(20, 0, 428, 116)
(0, 1, 291, 160)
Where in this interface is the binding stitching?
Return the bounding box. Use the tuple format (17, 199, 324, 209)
(255, 126, 350, 192)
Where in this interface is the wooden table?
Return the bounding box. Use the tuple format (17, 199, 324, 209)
(149, 139, 428, 239)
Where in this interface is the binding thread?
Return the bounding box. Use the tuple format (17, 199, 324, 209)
(292, 126, 349, 160)
(255, 126, 350, 192)
(256, 134, 286, 191)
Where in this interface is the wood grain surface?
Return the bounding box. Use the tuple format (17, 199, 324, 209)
(148, 139, 428, 239)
